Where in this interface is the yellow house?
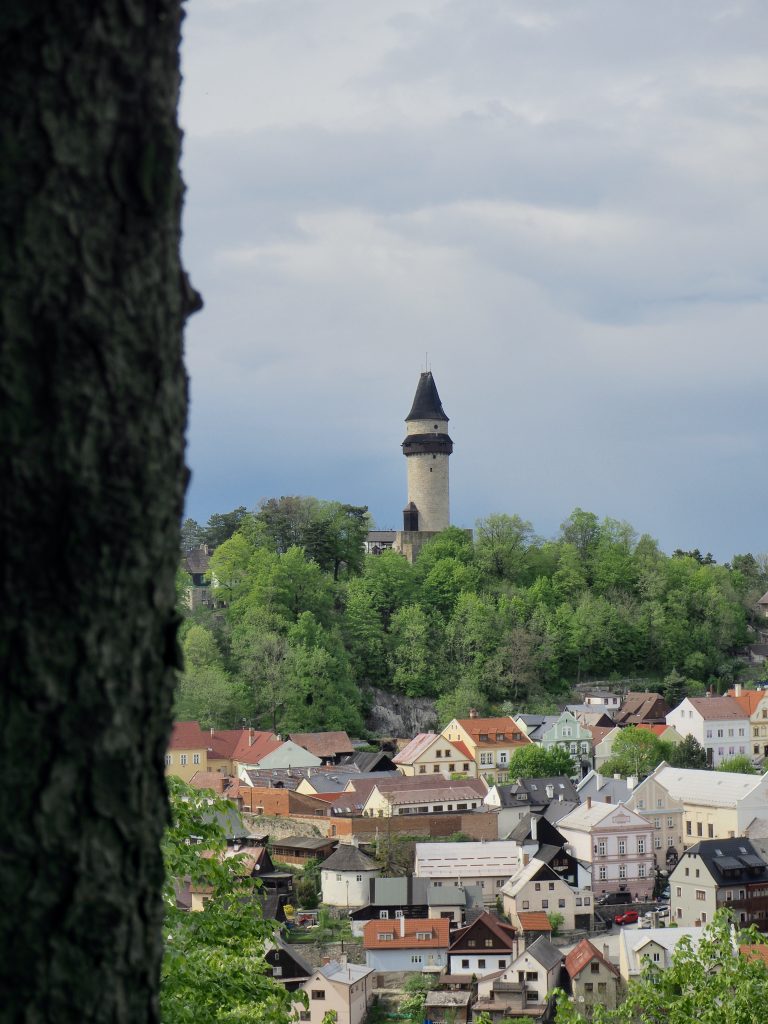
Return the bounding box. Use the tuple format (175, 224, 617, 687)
(728, 685, 768, 760)
(165, 721, 209, 781)
(392, 732, 477, 778)
(442, 714, 530, 783)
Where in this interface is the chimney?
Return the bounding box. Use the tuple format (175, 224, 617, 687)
(523, 853, 530, 866)
(613, 774, 621, 781)
(595, 773, 604, 791)
(321, 956, 331, 965)
(210, 727, 214, 737)
(558, 793, 563, 802)
(249, 727, 255, 747)
(400, 916, 405, 938)
(627, 775, 637, 790)
(545, 784, 554, 800)
(603, 944, 610, 959)
(469, 708, 478, 719)
(531, 816, 538, 842)
(587, 797, 592, 810)
(735, 683, 743, 697)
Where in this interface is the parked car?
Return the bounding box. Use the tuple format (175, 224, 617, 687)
(657, 905, 670, 918)
(597, 891, 633, 906)
(615, 910, 639, 925)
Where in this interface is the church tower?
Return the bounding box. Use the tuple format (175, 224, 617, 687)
(394, 371, 453, 561)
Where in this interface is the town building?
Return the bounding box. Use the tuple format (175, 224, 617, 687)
(442, 714, 530, 783)
(514, 711, 593, 770)
(265, 937, 314, 992)
(320, 846, 381, 909)
(669, 838, 768, 927)
(165, 721, 211, 781)
(615, 692, 670, 726)
(501, 858, 594, 932)
(583, 690, 622, 711)
(361, 777, 488, 818)
(624, 762, 685, 871)
(727, 684, 768, 761)
(649, 765, 768, 847)
(181, 545, 213, 610)
(447, 911, 519, 978)
(288, 731, 355, 764)
(592, 727, 624, 773)
(392, 732, 476, 778)
(472, 936, 563, 1019)
(295, 960, 374, 1024)
(617, 927, 706, 982)
(564, 939, 621, 1015)
(577, 771, 638, 806)
(665, 696, 750, 767)
(349, 878, 483, 929)
(414, 841, 521, 905)
(557, 799, 655, 900)
(484, 776, 578, 838)
(363, 917, 450, 974)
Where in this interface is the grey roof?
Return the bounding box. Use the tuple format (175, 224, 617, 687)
(274, 935, 314, 977)
(526, 936, 565, 972)
(682, 838, 768, 885)
(369, 876, 430, 905)
(507, 813, 535, 843)
(544, 800, 580, 824)
(271, 836, 337, 851)
(321, 845, 379, 873)
(319, 960, 373, 984)
(427, 883, 471, 906)
(519, 777, 579, 803)
(536, 844, 564, 865)
(405, 371, 448, 421)
(339, 751, 395, 772)
(577, 770, 633, 804)
(305, 769, 401, 793)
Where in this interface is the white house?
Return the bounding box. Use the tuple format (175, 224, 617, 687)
(414, 841, 520, 905)
(617, 927, 707, 982)
(473, 937, 564, 1019)
(363, 917, 449, 974)
(320, 846, 380, 909)
(666, 696, 750, 767)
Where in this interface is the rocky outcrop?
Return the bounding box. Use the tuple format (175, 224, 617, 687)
(365, 686, 438, 737)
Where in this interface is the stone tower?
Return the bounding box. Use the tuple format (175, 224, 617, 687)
(394, 371, 453, 562)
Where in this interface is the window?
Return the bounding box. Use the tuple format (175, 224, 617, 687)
(522, 900, 529, 909)
(395, 910, 404, 919)
(463, 763, 469, 771)
(706, 729, 713, 738)
(707, 824, 714, 838)
(701, 912, 707, 923)
(676, 886, 682, 898)
(549, 882, 555, 891)
(654, 819, 661, 829)
(299, 1014, 310, 1022)
(637, 839, 645, 854)
(559, 898, 566, 908)
(686, 821, 692, 835)
(462, 959, 469, 969)
(435, 749, 442, 758)
(599, 866, 607, 880)
(655, 836, 662, 849)
(597, 841, 606, 857)
(696, 823, 703, 837)
(433, 766, 440, 773)
(618, 840, 626, 856)
(419, 765, 426, 774)
(591, 962, 600, 974)
(657, 798, 663, 808)
(585, 983, 594, 993)
(639, 864, 646, 878)
(485, 939, 493, 947)
(164, 754, 172, 766)
(619, 865, 627, 879)
(192, 753, 200, 765)
(179, 754, 187, 766)
(411, 955, 422, 964)
(695, 890, 706, 901)
(668, 817, 674, 828)
(498, 960, 506, 968)
(478, 959, 486, 968)
(542, 900, 549, 909)
(496, 879, 503, 888)
(468, 940, 477, 947)
(652, 952, 661, 963)
(535, 883, 541, 892)
(575, 897, 582, 906)
(311, 990, 326, 1000)
(377, 933, 394, 941)
(585, 897, 591, 905)
(717, 729, 724, 738)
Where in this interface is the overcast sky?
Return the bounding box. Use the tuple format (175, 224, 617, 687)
(179, 0, 767, 561)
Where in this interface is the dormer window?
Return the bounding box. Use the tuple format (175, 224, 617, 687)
(479, 734, 489, 741)
(496, 733, 505, 741)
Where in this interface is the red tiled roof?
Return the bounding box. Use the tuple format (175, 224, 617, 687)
(169, 721, 209, 750)
(289, 731, 354, 759)
(588, 725, 615, 746)
(636, 724, 668, 736)
(231, 730, 282, 765)
(565, 938, 619, 979)
(740, 944, 768, 966)
(453, 718, 530, 745)
(209, 729, 247, 759)
(516, 912, 552, 932)
(452, 740, 473, 759)
(393, 733, 440, 764)
(728, 690, 767, 716)
(364, 918, 450, 950)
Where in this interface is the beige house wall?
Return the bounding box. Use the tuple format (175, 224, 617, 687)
(397, 736, 476, 778)
(503, 878, 593, 931)
(297, 969, 374, 1024)
(681, 803, 740, 848)
(572, 960, 621, 1013)
(670, 858, 718, 926)
(626, 774, 684, 865)
(165, 746, 208, 781)
(362, 786, 483, 818)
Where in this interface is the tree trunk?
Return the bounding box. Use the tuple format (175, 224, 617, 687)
(1, 3, 197, 1020)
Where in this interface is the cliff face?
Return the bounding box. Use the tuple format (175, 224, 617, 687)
(365, 686, 438, 737)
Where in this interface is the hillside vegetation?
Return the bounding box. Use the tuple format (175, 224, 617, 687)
(177, 500, 767, 735)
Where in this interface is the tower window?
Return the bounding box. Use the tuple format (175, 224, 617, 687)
(432, 454, 436, 459)
(434, 424, 438, 429)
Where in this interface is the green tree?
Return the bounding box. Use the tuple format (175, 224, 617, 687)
(162, 778, 298, 1023)
(554, 909, 768, 1024)
(474, 513, 536, 583)
(560, 508, 601, 564)
(174, 664, 249, 730)
(717, 755, 756, 774)
(601, 727, 667, 778)
(358, 548, 416, 628)
(181, 517, 205, 551)
(304, 502, 370, 580)
(507, 744, 575, 779)
(207, 532, 256, 602)
(388, 604, 440, 697)
(202, 506, 250, 549)
(229, 608, 289, 733)
(399, 973, 438, 1024)
(343, 578, 388, 685)
(667, 733, 709, 770)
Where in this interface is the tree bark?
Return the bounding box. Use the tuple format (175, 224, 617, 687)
(1, 2, 197, 1020)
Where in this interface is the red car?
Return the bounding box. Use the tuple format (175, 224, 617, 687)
(615, 909, 639, 925)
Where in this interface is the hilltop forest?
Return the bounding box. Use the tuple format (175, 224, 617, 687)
(177, 500, 767, 736)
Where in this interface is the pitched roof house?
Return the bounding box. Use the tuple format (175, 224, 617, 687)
(441, 715, 530, 782)
(393, 732, 476, 777)
(473, 936, 563, 1019)
(414, 841, 521, 905)
(363, 917, 450, 973)
(447, 911, 519, 977)
(564, 939, 621, 1013)
(665, 696, 750, 767)
(320, 846, 380, 908)
(669, 838, 768, 927)
(615, 691, 670, 726)
(289, 731, 355, 764)
(294, 960, 375, 1024)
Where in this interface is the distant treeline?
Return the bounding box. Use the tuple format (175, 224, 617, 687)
(176, 499, 768, 736)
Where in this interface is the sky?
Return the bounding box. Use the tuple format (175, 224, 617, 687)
(179, 0, 768, 562)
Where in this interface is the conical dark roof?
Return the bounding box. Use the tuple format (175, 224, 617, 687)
(406, 371, 448, 422)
